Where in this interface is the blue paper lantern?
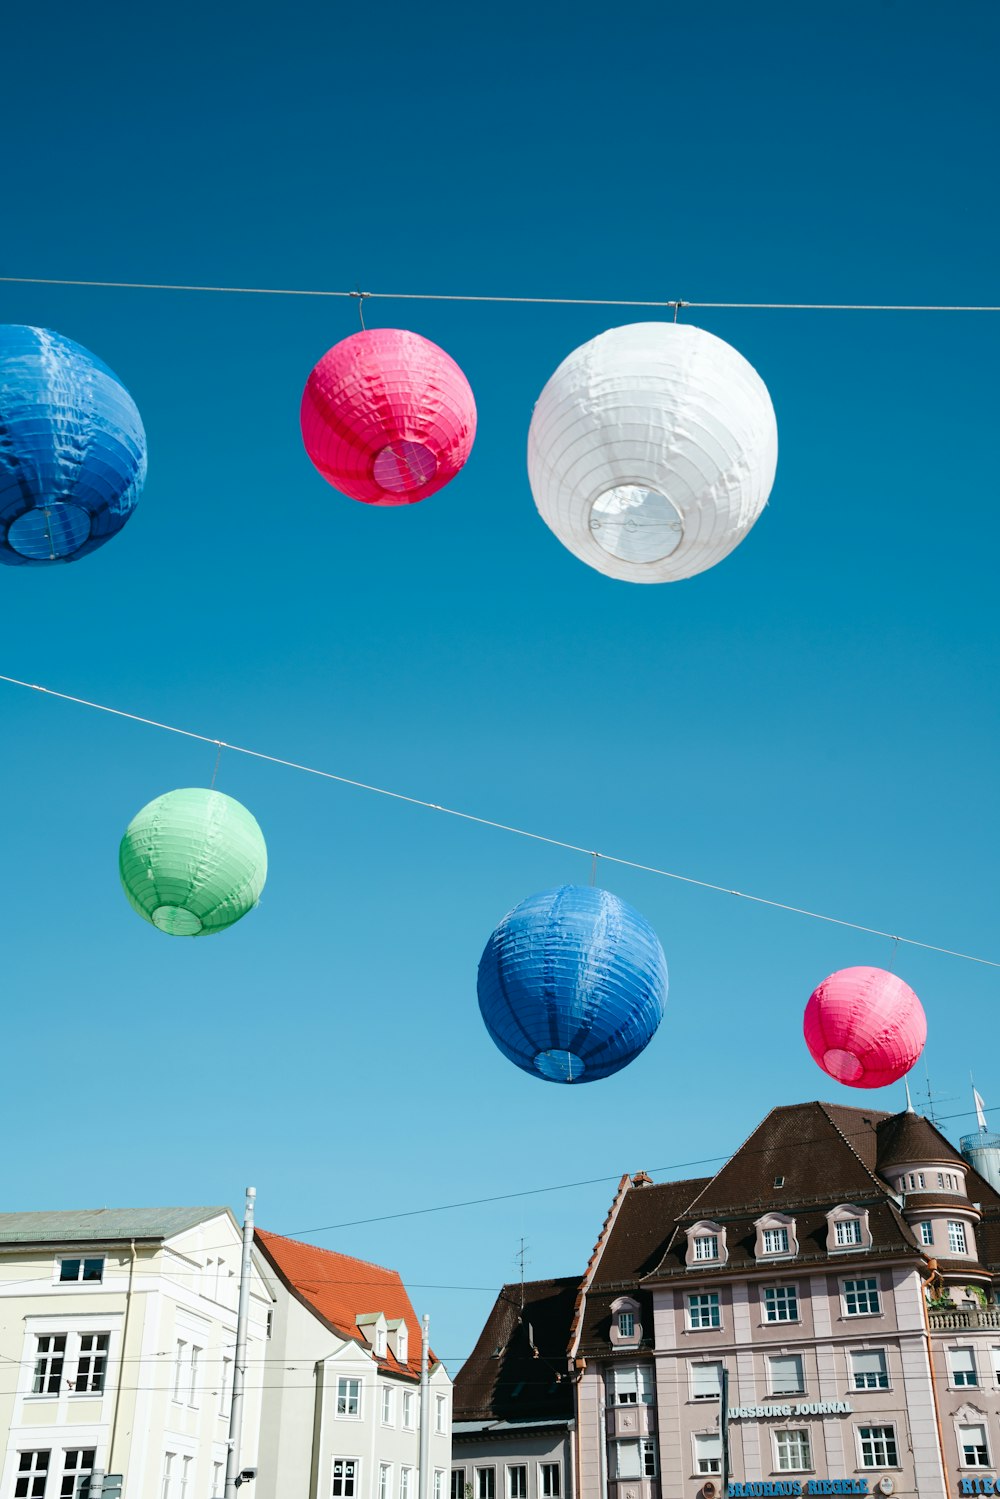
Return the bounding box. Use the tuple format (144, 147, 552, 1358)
(477, 885, 667, 1084)
(0, 324, 147, 566)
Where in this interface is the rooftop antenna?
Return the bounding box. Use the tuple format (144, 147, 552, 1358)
(517, 1237, 530, 1310)
(917, 1063, 955, 1125)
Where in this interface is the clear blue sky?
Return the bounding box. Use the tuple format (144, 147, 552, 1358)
(1, 0, 997, 1374)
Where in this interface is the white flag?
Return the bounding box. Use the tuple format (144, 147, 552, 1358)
(974, 1088, 988, 1132)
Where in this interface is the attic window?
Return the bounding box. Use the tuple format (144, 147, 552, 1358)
(618, 1312, 635, 1338)
(375, 1327, 387, 1357)
(397, 1326, 408, 1363)
(774, 1177, 785, 1189)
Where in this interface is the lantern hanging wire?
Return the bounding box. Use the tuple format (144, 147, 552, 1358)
(1, 671, 996, 970)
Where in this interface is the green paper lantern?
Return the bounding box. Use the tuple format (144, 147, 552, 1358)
(119, 788, 267, 937)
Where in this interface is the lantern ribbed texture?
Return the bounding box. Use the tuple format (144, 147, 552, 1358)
(0, 324, 146, 566)
(300, 329, 476, 506)
(527, 322, 777, 582)
(803, 966, 927, 1089)
(477, 884, 667, 1084)
(119, 788, 267, 937)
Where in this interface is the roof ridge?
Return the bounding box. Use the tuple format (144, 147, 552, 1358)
(817, 1101, 890, 1192)
(256, 1229, 399, 1278)
(567, 1174, 632, 1362)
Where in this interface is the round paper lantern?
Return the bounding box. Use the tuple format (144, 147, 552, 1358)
(477, 884, 667, 1084)
(803, 966, 927, 1089)
(527, 321, 777, 582)
(0, 324, 146, 566)
(300, 329, 476, 506)
(119, 788, 267, 937)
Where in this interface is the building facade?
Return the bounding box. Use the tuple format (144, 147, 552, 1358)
(452, 1277, 578, 1499)
(254, 1230, 453, 1499)
(0, 1206, 270, 1499)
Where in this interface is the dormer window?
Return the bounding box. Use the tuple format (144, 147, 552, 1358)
(826, 1205, 872, 1254)
(397, 1325, 408, 1363)
(754, 1213, 797, 1260)
(610, 1295, 642, 1346)
(375, 1327, 387, 1358)
(685, 1221, 727, 1269)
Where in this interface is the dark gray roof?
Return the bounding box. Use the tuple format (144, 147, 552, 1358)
(0, 1207, 231, 1244)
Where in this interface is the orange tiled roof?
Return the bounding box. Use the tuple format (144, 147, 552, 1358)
(256, 1229, 430, 1379)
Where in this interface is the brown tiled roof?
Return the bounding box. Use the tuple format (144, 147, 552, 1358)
(255, 1230, 428, 1379)
(876, 1112, 969, 1171)
(453, 1277, 578, 1423)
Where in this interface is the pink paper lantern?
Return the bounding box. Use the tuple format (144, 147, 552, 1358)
(300, 329, 477, 506)
(803, 966, 927, 1089)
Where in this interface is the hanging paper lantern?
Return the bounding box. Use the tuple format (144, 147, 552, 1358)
(477, 885, 667, 1084)
(0, 324, 147, 566)
(803, 966, 927, 1089)
(119, 788, 267, 937)
(300, 329, 476, 506)
(527, 321, 777, 583)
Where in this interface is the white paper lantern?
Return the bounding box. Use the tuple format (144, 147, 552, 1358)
(527, 322, 778, 583)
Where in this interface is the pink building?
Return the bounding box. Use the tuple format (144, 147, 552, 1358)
(568, 1101, 1000, 1499)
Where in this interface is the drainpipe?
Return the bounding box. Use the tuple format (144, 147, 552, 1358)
(109, 1239, 137, 1471)
(419, 1315, 431, 1499)
(920, 1264, 950, 1498)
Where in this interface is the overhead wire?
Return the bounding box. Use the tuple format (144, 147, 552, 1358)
(1, 276, 999, 311)
(1, 673, 996, 970)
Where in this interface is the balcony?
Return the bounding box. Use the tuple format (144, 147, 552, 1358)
(606, 1404, 656, 1438)
(928, 1307, 1000, 1330)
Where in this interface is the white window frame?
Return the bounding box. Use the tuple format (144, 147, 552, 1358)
(768, 1353, 805, 1396)
(333, 1458, 360, 1499)
(31, 1334, 66, 1396)
(693, 1433, 722, 1476)
(539, 1463, 562, 1498)
(380, 1464, 393, 1499)
(948, 1220, 969, 1254)
(763, 1285, 799, 1323)
(763, 1227, 790, 1255)
(219, 1356, 233, 1420)
(694, 1235, 719, 1261)
(75, 1332, 110, 1395)
(434, 1473, 446, 1499)
(774, 1429, 812, 1473)
(842, 1278, 881, 1317)
(337, 1376, 362, 1418)
(187, 1344, 201, 1408)
(173, 1340, 187, 1403)
(400, 1470, 415, 1499)
(403, 1390, 416, 1429)
(451, 1471, 466, 1499)
(691, 1360, 724, 1400)
(849, 1348, 889, 1391)
(475, 1468, 495, 1499)
(958, 1422, 991, 1469)
(506, 1466, 527, 1499)
(856, 1424, 899, 1469)
(835, 1218, 863, 1246)
(687, 1292, 721, 1330)
(617, 1310, 635, 1339)
(436, 1394, 448, 1433)
(60, 1449, 97, 1498)
(919, 1221, 934, 1246)
(612, 1443, 656, 1481)
(949, 1348, 979, 1388)
(55, 1255, 105, 1285)
(376, 1327, 387, 1358)
(381, 1385, 395, 1425)
(397, 1326, 409, 1364)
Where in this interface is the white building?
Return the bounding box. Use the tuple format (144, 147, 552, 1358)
(254, 1230, 453, 1499)
(0, 1206, 270, 1499)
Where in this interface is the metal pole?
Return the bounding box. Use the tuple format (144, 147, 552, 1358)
(225, 1187, 256, 1499)
(720, 1368, 730, 1499)
(419, 1314, 431, 1499)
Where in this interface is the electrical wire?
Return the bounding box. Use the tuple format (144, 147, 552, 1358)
(2, 672, 996, 970)
(1, 276, 999, 311)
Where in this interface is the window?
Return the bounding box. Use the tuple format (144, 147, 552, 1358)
(381, 1386, 394, 1424)
(397, 1327, 409, 1363)
(507, 1467, 527, 1499)
(162, 1453, 175, 1499)
(58, 1257, 104, 1283)
(33, 1334, 66, 1394)
(769, 1354, 804, 1396)
(618, 1311, 635, 1338)
(60, 1450, 96, 1499)
(687, 1293, 721, 1329)
(919, 1221, 934, 1246)
(764, 1286, 799, 1323)
(611, 1364, 654, 1404)
(435, 1474, 446, 1499)
(452, 1472, 466, 1499)
(214, 1464, 224, 1498)
(906, 1173, 926, 1191)
(476, 1470, 495, 1499)
(188, 1344, 201, 1406)
(949, 1348, 978, 1387)
(436, 1394, 448, 1433)
(774, 1177, 785, 1189)
(835, 1219, 862, 1245)
(540, 1465, 561, 1498)
(959, 1425, 990, 1468)
(337, 1377, 361, 1417)
(695, 1235, 719, 1261)
(850, 1349, 889, 1390)
(858, 1426, 898, 1468)
(692, 1361, 724, 1400)
(266, 1309, 273, 1339)
(775, 1431, 811, 1472)
(376, 1327, 387, 1357)
(173, 1340, 187, 1401)
(763, 1228, 790, 1255)
(948, 1221, 968, 1254)
(403, 1391, 416, 1428)
(219, 1356, 233, 1419)
(939, 1172, 958, 1191)
(614, 1443, 656, 1480)
(843, 1278, 880, 1316)
(15, 1453, 50, 1499)
(73, 1333, 109, 1394)
(694, 1434, 721, 1475)
(380, 1465, 393, 1499)
(333, 1459, 359, 1498)
(180, 1455, 193, 1499)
